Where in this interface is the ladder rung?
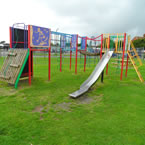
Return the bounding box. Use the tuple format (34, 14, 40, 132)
(0, 75, 11, 80)
(112, 62, 133, 66)
(130, 50, 134, 52)
(115, 59, 131, 62)
(8, 53, 17, 56)
(10, 64, 19, 68)
(131, 54, 138, 58)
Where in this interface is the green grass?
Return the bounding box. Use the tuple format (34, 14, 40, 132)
(0, 56, 145, 145)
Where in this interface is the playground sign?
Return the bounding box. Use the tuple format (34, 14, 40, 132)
(71, 35, 78, 50)
(60, 35, 66, 49)
(30, 25, 51, 47)
(81, 37, 87, 50)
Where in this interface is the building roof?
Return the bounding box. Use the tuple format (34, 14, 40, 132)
(132, 34, 145, 41)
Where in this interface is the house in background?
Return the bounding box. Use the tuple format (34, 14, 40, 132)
(132, 34, 145, 41)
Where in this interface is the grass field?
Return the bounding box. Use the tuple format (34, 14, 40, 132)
(0, 56, 145, 145)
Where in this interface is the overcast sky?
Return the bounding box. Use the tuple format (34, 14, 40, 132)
(0, 0, 145, 42)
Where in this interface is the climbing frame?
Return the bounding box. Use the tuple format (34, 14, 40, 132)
(127, 38, 144, 82)
(0, 49, 29, 88)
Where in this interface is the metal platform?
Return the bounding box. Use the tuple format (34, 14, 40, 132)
(69, 50, 114, 98)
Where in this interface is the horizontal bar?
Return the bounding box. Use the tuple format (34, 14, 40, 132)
(21, 72, 33, 77)
(51, 31, 72, 37)
(31, 49, 49, 51)
(103, 33, 124, 35)
(78, 35, 87, 39)
(87, 38, 101, 41)
(13, 41, 28, 44)
(87, 35, 102, 40)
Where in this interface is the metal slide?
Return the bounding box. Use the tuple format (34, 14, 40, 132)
(69, 50, 114, 98)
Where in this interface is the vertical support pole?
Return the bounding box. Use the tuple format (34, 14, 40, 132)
(48, 29, 51, 81)
(125, 36, 129, 77)
(32, 52, 33, 77)
(116, 34, 119, 53)
(125, 54, 129, 77)
(106, 35, 110, 75)
(48, 46, 51, 81)
(60, 48, 62, 72)
(101, 70, 104, 83)
(24, 24, 26, 49)
(28, 25, 31, 85)
(48, 49, 49, 80)
(100, 34, 103, 59)
(75, 35, 78, 74)
(84, 37, 87, 72)
(120, 33, 126, 80)
(9, 27, 12, 48)
(70, 39, 72, 70)
(29, 53, 31, 85)
(12, 26, 14, 48)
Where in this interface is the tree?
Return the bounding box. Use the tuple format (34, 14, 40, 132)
(0, 41, 5, 44)
(133, 38, 145, 49)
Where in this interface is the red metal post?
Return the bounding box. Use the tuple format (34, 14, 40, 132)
(75, 35, 78, 74)
(106, 36, 110, 75)
(100, 34, 103, 59)
(9, 27, 12, 48)
(32, 52, 33, 77)
(28, 25, 31, 85)
(84, 37, 87, 72)
(120, 33, 126, 80)
(48, 45, 51, 80)
(125, 54, 129, 77)
(60, 48, 62, 72)
(48, 30, 51, 81)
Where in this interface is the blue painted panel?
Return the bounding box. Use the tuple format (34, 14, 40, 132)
(60, 35, 66, 49)
(71, 35, 77, 50)
(30, 25, 50, 47)
(81, 37, 86, 50)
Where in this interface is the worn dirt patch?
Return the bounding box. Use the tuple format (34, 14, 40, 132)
(77, 96, 94, 104)
(32, 106, 44, 114)
(77, 94, 103, 104)
(43, 104, 50, 112)
(32, 106, 44, 120)
(54, 102, 71, 112)
(32, 104, 50, 120)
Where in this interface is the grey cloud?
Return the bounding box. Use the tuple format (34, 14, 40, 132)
(40, 0, 145, 37)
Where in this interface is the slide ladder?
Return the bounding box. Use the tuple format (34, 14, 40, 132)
(127, 39, 144, 82)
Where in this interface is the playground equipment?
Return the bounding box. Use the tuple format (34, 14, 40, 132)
(69, 50, 113, 98)
(51, 31, 73, 72)
(78, 50, 100, 56)
(0, 23, 144, 89)
(0, 23, 51, 88)
(78, 35, 102, 72)
(101, 33, 144, 82)
(127, 37, 144, 82)
(0, 49, 29, 88)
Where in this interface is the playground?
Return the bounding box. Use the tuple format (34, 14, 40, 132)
(0, 23, 145, 144)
